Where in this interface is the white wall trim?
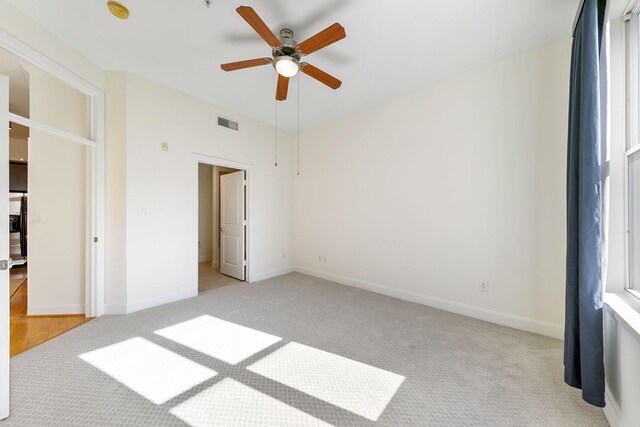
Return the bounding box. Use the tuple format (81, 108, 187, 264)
(0, 75, 9, 421)
(295, 266, 564, 339)
(193, 154, 254, 283)
(8, 112, 96, 147)
(104, 303, 127, 315)
(27, 304, 85, 316)
(127, 289, 197, 314)
(251, 267, 295, 282)
(604, 385, 624, 427)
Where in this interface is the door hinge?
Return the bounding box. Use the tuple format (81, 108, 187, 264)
(243, 180, 247, 186)
(243, 260, 247, 266)
(243, 220, 247, 226)
(0, 260, 8, 271)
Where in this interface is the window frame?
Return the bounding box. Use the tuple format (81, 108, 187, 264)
(625, 5, 640, 299)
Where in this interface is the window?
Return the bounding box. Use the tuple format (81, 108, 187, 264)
(626, 7, 640, 297)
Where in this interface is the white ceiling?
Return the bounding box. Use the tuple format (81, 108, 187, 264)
(6, 0, 578, 132)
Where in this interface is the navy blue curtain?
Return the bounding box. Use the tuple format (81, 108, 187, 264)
(564, 0, 607, 408)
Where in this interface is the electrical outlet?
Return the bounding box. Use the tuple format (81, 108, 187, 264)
(318, 255, 322, 262)
(282, 252, 286, 259)
(161, 142, 169, 152)
(480, 281, 489, 292)
(322, 256, 327, 263)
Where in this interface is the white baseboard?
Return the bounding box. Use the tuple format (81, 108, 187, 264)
(104, 303, 127, 315)
(295, 266, 564, 340)
(604, 385, 623, 427)
(211, 259, 219, 268)
(251, 267, 295, 282)
(127, 288, 197, 314)
(27, 304, 85, 316)
(199, 254, 213, 263)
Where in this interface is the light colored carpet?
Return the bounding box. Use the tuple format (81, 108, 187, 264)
(198, 262, 242, 292)
(5, 273, 607, 426)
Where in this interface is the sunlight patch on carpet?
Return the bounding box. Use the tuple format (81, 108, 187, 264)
(79, 337, 216, 405)
(247, 342, 405, 421)
(155, 315, 281, 364)
(170, 378, 332, 427)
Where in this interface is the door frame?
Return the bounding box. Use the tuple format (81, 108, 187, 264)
(0, 29, 105, 317)
(194, 154, 252, 283)
(1, 74, 9, 421)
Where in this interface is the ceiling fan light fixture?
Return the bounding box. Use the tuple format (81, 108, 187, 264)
(274, 56, 299, 78)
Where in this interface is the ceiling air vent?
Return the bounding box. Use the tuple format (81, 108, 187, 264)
(218, 116, 239, 131)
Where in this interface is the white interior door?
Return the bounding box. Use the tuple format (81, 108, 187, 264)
(0, 74, 11, 420)
(220, 170, 245, 280)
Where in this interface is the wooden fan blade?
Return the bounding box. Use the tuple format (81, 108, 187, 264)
(236, 6, 281, 48)
(276, 74, 289, 101)
(297, 23, 346, 55)
(221, 58, 272, 72)
(300, 63, 342, 90)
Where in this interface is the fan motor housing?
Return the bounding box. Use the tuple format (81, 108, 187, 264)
(274, 28, 301, 60)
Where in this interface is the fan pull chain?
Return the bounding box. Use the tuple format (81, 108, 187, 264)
(274, 98, 278, 167)
(297, 74, 300, 176)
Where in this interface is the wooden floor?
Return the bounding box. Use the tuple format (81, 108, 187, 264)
(10, 268, 92, 357)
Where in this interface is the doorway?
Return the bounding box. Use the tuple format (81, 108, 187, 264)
(1, 47, 94, 356)
(197, 162, 247, 292)
(1, 29, 105, 420)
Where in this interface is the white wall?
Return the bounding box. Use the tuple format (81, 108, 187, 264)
(604, 307, 640, 427)
(27, 68, 88, 315)
(198, 163, 213, 263)
(123, 73, 295, 313)
(294, 38, 571, 339)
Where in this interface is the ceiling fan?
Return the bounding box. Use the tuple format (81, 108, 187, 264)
(220, 6, 346, 101)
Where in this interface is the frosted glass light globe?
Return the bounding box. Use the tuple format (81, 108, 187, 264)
(274, 56, 299, 77)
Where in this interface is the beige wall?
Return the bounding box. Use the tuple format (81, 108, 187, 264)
(123, 73, 295, 312)
(104, 71, 127, 313)
(9, 139, 27, 162)
(0, 1, 104, 90)
(27, 68, 88, 315)
(294, 38, 571, 338)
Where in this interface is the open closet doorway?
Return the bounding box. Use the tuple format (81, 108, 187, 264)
(197, 163, 246, 292)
